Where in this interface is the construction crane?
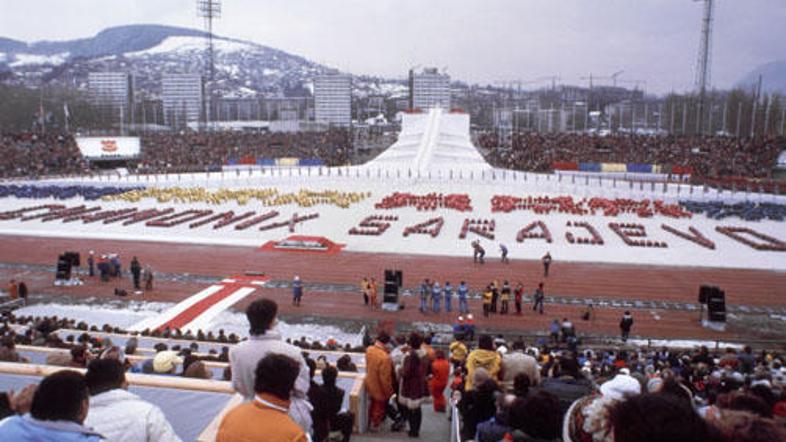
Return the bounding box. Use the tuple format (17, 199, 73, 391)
(580, 70, 624, 88)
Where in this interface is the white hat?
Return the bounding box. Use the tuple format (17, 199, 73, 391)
(153, 351, 183, 373)
(600, 374, 641, 401)
(294, 275, 300, 281)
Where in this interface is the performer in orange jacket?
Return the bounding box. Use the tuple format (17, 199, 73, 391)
(429, 350, 450, 412)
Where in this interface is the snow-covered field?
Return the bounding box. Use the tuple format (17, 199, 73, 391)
(15, 301, 363, 346)
(1, 172, 785, 271)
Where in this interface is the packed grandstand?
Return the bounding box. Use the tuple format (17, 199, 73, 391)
(0, 108, 785, 442)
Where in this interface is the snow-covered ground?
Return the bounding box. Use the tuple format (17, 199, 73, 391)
(2, 109, 785, 273)
(15, 301, 363, 346)
(1, 174, 784, 271)
(8, 52, 69, 67)
(125, 36, 255, 57)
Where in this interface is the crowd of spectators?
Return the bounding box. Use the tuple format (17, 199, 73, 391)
(0, 312, 364, 364)
(0, 130, 352, 179)
(3, 129, 784, 184)
(138, 130, 352, 173)
(3, 301, 786, 441)
(361, 324, 786, 440)
(479, 132, 785, 180)
(0, 133, 88, 179)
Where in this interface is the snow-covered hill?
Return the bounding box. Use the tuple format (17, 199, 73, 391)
(0, 24, 405, 99)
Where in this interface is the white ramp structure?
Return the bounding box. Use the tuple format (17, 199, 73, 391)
(367, 108, 492, 175)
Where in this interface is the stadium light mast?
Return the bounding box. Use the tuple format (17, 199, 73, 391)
(197, 0, 221, 129)
(197, 0, 221, 81)
(694, 0, 714, 135)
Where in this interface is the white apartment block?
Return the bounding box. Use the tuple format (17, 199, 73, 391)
(314, 73, 352, 126)
(162, 74, 204, 126)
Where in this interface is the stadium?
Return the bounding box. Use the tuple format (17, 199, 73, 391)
(1, 2, 786, 442)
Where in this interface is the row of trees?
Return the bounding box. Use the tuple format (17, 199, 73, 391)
(0, 82, 784, 138)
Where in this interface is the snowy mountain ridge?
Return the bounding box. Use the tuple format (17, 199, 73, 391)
(0, 24, 406, 99)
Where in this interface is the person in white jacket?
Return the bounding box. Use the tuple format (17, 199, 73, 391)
(84, 359, 181, 442)
(229, 298, 313, 434)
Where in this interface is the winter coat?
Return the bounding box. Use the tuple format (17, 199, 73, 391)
(0, 415, 102, 442)
(466, 349, 502, 390)
(364, 343, 395, 401)
(84, 388, 180, 442)
(398, 349, 429, 409)
(229, 331, 313, 433)
(217, 394, 307, 442)
(458, 379, 499, 442)
(475, 415, 511, 442)
(537, 376, 594, 419)
(501, 351, 541, 390)
(620, 315, 633, 332)
(430, 358, 450, 391)
(308, 381, 330, 442)
(6, 282, 18, 299)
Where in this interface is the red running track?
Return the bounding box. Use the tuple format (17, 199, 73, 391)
(1, 234, 784, 340)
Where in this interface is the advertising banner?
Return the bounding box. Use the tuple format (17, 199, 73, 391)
(76, 137, 140, 159)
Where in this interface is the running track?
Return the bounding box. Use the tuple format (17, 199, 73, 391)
(1, 235, 784, 342)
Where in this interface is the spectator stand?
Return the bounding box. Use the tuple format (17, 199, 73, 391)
(53, 329, 366, 366)
(2, 348, 368, 436)
(0, 360, 235, 442)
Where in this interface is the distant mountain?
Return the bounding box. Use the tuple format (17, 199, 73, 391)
(0, 24, 404, 98)
(736, 60, 786, 95)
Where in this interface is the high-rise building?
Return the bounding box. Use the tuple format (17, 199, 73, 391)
(314, 72, 352, 126)
(162, 74, 204, 127)
(88, 72, 134, 123)
(409, 67, 450, 110)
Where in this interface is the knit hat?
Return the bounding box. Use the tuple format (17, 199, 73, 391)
(153, 351, 183, 373)
(600, 374, 641, 400)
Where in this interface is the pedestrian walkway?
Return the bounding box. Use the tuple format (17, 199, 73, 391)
(353, 406, 451, 442)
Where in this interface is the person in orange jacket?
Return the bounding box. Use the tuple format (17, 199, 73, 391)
(7, 280, 18, 300)
(369, 278, 379, 309)
(429, 350, 450, 412)
(364, 333, 394, 431)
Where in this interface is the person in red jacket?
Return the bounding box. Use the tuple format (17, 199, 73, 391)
(429, 350, 450, 412)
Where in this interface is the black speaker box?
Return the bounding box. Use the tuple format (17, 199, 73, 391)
(698, 285, 714, 304)
(707, 288, 726, 322)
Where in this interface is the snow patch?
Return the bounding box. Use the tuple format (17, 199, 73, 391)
(125, 36, 255, 57)
(9, 52, 69, 67)
(16, 301, 362, 346)
(628, 338, 743, 349)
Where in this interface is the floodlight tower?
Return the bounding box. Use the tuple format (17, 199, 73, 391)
(197, 0, 222, 82)
(695, 0, 714, 134)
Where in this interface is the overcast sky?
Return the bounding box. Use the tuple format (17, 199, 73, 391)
(2, 0, 785, 94)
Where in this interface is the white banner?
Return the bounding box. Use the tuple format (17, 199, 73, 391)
(76, 137, 140, 159)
